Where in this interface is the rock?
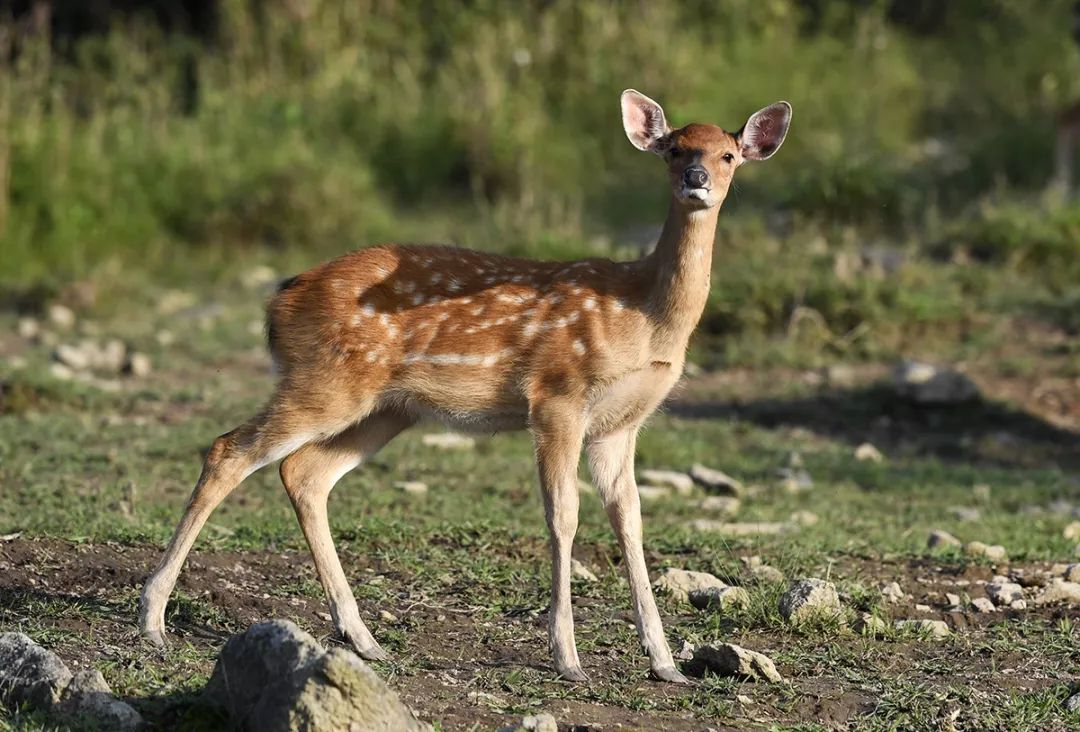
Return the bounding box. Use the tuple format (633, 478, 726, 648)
(893, 360, 978, 404)
(379, 610, 398, 623)
(949, 506, 981, 522)
(47, 304, 76, 330)
(126, 352, 152, 378)
(674, 640, 695, 661)
(778, 579, 841, 624)
(699, 495, 741, 515)
(1064, 522, 1080, 541)
(689, 520, 788, 536)
(156, 329, 176, 346)
(963, 541, 1007, 562)
(496, 713, 558, 732)
(971, 597, 996, 613)
(855, 612, 888, 636)
(1034, 579, 1080, 605)
(895, 619, 950, 639)
(789, 510, 819, 527)
(1010, 599, 1027, 610)
(17, 317, 40, 340)
(96, 339, 128, 372)
(689, 463, 744, 496)
(653, 568, 728, 604)
(0, 632, 73, 709)
(736, 694, 753, 705)
(638, 469, 694, 495)
(822, 364, 857, 389)
(394, 481, 429, 496)
(49, 363, 74, 380)
(570, 559, 598, 583)
(881, 582, 904, 603)
(421, 432, 475, 450)
(637, 485, 672, 501)
(1065, 692, 1080, 713)
(914, 603, 931, 612)
(57, 669, 142, 731)
(945, 593, 961, 607)
(206, 620, 430, 731)
(985, 579, 1023, 605)
(741, 558, 784, 584)
(689, 586, 749, 612)
(54, 343, 90, 371)
(1061, 564, 1080, 583)
(854, 443, 884, 463)
(686, 643, 783, 682)
(927, 530, 962, 549)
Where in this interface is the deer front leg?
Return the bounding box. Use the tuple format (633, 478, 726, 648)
(587, 428, 689, 684)
(531, 400, 588, 682)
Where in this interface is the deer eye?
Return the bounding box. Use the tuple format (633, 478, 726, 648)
(722, 153, 735, 163)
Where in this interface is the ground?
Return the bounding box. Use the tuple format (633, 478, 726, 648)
(1, 277, 1078, 731)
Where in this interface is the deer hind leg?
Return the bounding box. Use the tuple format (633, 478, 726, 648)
(587, 427, 689, 684)
(139, 403, 330, 646)
(531, 399, 588, 682)
(279, 410, 414, 661)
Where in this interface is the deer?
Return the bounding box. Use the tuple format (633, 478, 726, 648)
(139, 90, 791, 683)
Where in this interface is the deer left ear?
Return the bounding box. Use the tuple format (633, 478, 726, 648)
(738, 101, 791, 161)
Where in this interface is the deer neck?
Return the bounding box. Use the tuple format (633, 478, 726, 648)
(643, 197, 720, 353)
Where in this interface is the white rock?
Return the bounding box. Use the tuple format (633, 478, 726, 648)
(16, 317, 39, 340)
(1064, 522, 1080, 541)
(855, 612, 888, 636)
(778, 578, 841, 624)
(156, 330, 176, 346)
(54, 343, 90, 371)
(637, 485, 671, 501)
(895, 619, 950, 639)
(674, 640, 695, 661)
(971, 597, 995, 613)
(881, 582, 904, 603)
(915, 604, 931, 612)
(893, 360, 978, 404)
(985, 579, 1023, 605)
(1065, 692, 1080, 713)
(653, 568, 728, 604)
(49, 363, 74, 380)
(47, 304, 75, 330)
(945, 593, 961, 607)
(394, 481, 428, 495)
(1010, 599, 1027, 610)
(570, 559, 598, 583)
(927, 529, 962, 549)
(949, 506, 981, 522)
(497, 714, 557, 732)
(378, 610, 398, 623)
(126, 352, 152, 378)
(638, 469, 694, 495)
(689, 585, 749, 612)
(689, 463, 744, 496)
(963, 541, 1007, 563)
(789, 510, 819, 527)
(689, 520, 788, 536)
(1061, 564, 1080, 583)
(421, 433, 475, 450)
(854, 443, 884, 463)
(688, 643, 783, 682)
(1034, 579, 1080, 605)
(699, 496, 740, 515)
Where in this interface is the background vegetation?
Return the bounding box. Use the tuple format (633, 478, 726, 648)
(2, 0, 1080, 366)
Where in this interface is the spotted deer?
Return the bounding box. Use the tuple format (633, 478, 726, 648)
(139, 90, 791, 683)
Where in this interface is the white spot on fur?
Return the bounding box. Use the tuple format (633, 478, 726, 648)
(583, 297, 597, 310)
(572, 340, 586, 355)
(366, 350, 378, 363)
(361, 303, 376, 317)
(470, 306, 484, 316)
(412, 294, 425, 305)
(430, 273, 443, 284)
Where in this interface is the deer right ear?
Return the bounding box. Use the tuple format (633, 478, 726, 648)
(621, 90, 671, 154)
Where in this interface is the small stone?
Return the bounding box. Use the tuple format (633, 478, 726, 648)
(570, 559, 598, 583)
(156, 329, 176, 346)
(1064, 692, 1080, 713)
(497, 713, 558, 732)
(638, 469, 694, 495)
(689, 585, 749, 612)
(736, 694, 753, 705)
(778, 578, 841, 624)
(674, 640, 695, 661)
(1064, 522, 1080, 541)
(881, 582, 904, 603)
(986, 579, 1024, 605)
(915, 603, 931, 612)
(125, 352, 152, 378)
(689, 463, 744, 496)
(394, 480, 429, 495)
(963, 541, 1008, 563)
(855, 612, 888, 636)
(637, 485, 672, 501)
(949, 506, 982, 522)
(945, 593, 961, 607)
(379, 610, 398, 623)
(789, 510, 819, 526)
(1034, 579, 1080, 605)
(822, 364, 857, 388)
(746, 562, 785, 584)
(699, 495, 740, 515)
(466, 690, 508, 708)
(854, 443, 884, 463)
(653, 568, 728, 604)
(49, 363, 74, 380)
(1061, 564, 1080, 583)
(687, 643, 783, 682)
(47, 304, 75, 330)
(971, 597, 996, 613)
(895, 619, 950, 639)
(54, 343, 90, 371)
(689, 520, 789, 536)
(927, 530, 962, 549)
(893, 360, 978, 404)
(17, 317, 39, 340)
(421, 432, 475, 450)
(1010, 599, 1027, 610)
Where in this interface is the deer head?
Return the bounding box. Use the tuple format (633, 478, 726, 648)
(621, 89, 791, 209)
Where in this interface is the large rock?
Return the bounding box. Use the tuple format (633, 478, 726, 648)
(0, 632, 73, 709)
(985, 578, 1024, 605)
(205, 620, 429, 732)
(686, 643, 783, 682)
(1034, 579, 1080, 606)
(778, 579, 841, 624)
(893, 361, 978, 404)
(57, 669, 143, 731)
(653, 568, 727, 604)
(689, 464, 744, 496)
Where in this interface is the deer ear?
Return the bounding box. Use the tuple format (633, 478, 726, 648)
(738, 101, 791, 161)
(621, 89, 671, 153)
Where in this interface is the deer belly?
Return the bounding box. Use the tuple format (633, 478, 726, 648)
(586, 362, 678, 435)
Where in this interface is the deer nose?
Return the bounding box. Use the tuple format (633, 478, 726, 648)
(683, 166, 709, 189)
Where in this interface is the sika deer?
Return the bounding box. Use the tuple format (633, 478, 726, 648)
(139, 90, 791, 683)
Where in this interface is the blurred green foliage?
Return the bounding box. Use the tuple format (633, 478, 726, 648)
(1, 0, 1079, 362)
